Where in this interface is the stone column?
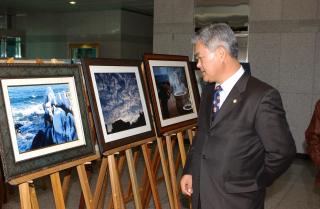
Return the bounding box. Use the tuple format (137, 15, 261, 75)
(153, 0, 195, 59)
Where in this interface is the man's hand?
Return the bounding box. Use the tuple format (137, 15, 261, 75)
(180, 174, 193, 196)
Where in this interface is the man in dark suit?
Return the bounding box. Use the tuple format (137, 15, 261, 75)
(180, 23, 296, 209)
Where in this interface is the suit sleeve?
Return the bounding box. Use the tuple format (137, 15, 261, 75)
(255, 88, 296, 187)
(305, 101, 320, 166)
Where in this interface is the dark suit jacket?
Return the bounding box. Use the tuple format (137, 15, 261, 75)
(183, 72, 296, 209)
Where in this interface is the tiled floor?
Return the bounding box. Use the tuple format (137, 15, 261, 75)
(2, 157, 320, 209)
(264, 158, 320, 209)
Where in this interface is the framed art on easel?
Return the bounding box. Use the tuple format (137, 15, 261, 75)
(81, 58, 155, 152)
(0, 64, 96, 181)
(143, 54, 199, 136)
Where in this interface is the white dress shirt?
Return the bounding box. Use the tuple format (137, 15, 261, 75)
(215, 66, 245, 108)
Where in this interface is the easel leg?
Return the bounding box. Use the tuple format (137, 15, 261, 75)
(125, 150, 139, 199)
(93, 158, 108, 209)
(62, 169, 72, 201)
(19, 183, 32, 209)
(177, 132, 187, 167)
(187, 129, 194, 145)
(174, 152, 181, 176)
(142, 144, 160, 208)
(77, 164, 93, 209)
(166, 135, 180, 209)
(29, 182, 40, 209)
(141, 144, 162, 209)
(50, 172, 66, 209)
(107, 154, 126, 209)
(125, 149, 143, 209)
(170, 138, 182, 176)
(157, 137, 175, 209)
(108, 155, 125, 209)
(98, 175, 108, 209)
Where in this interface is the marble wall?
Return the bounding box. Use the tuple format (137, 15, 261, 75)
(153, 0, 317, 153)
(249, 0, 320, 153)
(121, 10, 153, 59)
(14, 9, 152, 59)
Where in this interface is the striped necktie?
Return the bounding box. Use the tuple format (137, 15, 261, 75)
(212, 85, 222, 121)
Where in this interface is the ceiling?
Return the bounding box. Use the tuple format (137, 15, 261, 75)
(0, 0, 249, 31)
(1, 0, 155, 16)
(1, 0, 249, 16)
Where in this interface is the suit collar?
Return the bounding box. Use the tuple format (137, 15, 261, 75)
(235, 71, 250, 93)
(210, 72, 250, 128)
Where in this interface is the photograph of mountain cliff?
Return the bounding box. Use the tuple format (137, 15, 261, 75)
(94, 72, 146, 134)
(7, 83, 78, 154)
(0, 65, 95, 181)
(1, 76, 87, 163)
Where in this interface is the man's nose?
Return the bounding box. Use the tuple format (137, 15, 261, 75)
(196, 60, 201, 68)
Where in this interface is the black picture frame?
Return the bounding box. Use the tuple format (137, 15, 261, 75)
(81, 58, 155, 152)
(143, 54, 199, 136)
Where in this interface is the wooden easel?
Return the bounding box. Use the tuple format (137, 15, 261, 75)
(9, 153, 100, 209)
(158, 124, 196, 209)
(140, 124, 196, 209)
(92, 137, 174, 209)
(102, 150, 140, 209)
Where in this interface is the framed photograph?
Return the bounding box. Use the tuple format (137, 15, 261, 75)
(81, 58, 155, 152)
(189, 61, 205, 99)
(143, 54, 199, 135)
(0, 64, 95, 181)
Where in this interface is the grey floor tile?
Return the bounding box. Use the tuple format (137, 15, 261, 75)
(265, 158, 320, 209)
(275, 200, 320, 209)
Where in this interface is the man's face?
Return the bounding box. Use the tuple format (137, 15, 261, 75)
(194, 41, 221, 83)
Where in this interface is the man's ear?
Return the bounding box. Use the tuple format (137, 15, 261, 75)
(216, 46, 226, 60)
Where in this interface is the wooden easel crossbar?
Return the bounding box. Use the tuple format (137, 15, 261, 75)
(10, 153, 100, 209)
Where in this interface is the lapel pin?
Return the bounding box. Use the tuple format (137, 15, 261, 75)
(233, 99, 237, 104)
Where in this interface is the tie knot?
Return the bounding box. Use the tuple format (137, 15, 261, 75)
(215, 85, 222, 92)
